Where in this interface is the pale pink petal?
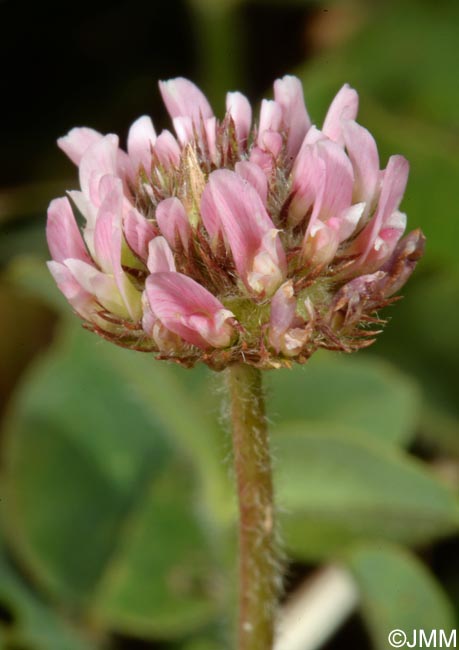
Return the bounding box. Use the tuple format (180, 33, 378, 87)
(47, 197, 91, 264)
(333, 202, 365, 241)
(79, 135, 119, 205)
(354, 155, 409, 262)
(124, 208, 156, 261)
(322, 84, 359, 146)
(273, 75, 311, 160)
(248, 229, 286, 295)
(141, 290, 158, 337)
(127, 115, 156, 172)
(343, 120, 380, 208)
(261, 131, 283, 157)
(64, 258, 127, 317)
(173, 116, 194, 146)
(159, 78, 213, 125)
(379, 229, 425, 297)
(305, 139, 354, 232)
(235, 161, 268, 205)
(147, 237, 176, 273)
(226, 91, 252, 145)
(291, 138, 354, 233)
(93, 177, 124, 273)
(58, 127, 103, 166)
(302, 125, 326, 146)
(249, 146, 275, 176)
(204, 117, 218, 164)
(269, 280, 297, 353)
(154, 130, 181, 167)
(201, 169, 286, 295)
(94, 177, 142, 320)
(145, 271, 234, 348)
(289, 143, 325, 225)
(303, 220, 340, 267)
(257, 100, 282, 148)
(156, 197, 191, 250)
(47, 260, 95, 319)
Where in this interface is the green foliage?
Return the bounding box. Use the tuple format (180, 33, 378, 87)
(275, 428, 459, 560)
(347, 543, 455, 650)
(0, 537, 96, 650)
(1, 324, 222, 642)
(266, 353, 419, 446)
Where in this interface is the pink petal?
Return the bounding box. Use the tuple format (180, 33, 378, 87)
(127, 115, 156, 172)
(305, 139, 354, 232)
(93, 177, 124, 273)
(58, 127, 103, 166)
(124, 208, 156, 261)
(289, 140, 326, 225)
(93, 177, 142, 320)
(226, 91, 252, 145)
(273, 75, 311, 160)
(322, 84, 359, 146)
(249, 146, 276, 176)
(333, 202, 365, 241)
(47, 197, 92, 264)
(204, 117, 218, 164)
(200, 169, 286, 295)
(63, 258, 126, 317)
(303, 220, 340, 267)
(145, 271, 234, 348)
(172, 116, 194, 146)
(79, 135, 119, 206)
(379, 229, 425, 297)
(154, 130, 181, 167)
(343, 120, 380, 208)
(159, 77, 213, 125)
(354, 155, 409, 262)
(47, 260, 95, 319)
(269, 280, 297, 353)
(147, 237, 176, 273)
(257, 100, 282, 148)
(156, 197, 191, 250)
(235, 161, 268, 205)
(261, 131, 283, 157)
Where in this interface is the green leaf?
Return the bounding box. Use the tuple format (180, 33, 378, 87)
(347, 543, 455, 650)
(91, 463, 222, 638)
(365, 269, 459, 455)
(100, 343, 234, 526)
(274, 428, 459, 560)
(1, 323, 221, 639)
(0, 537, 95, 650)
(266, 352, 419, 446)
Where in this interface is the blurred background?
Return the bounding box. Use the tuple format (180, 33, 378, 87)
(0, 0, 458, 648)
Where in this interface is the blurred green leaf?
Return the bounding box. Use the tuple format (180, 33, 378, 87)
(1, 323, 221, 639)
(101, 344, 234, 526)
(274, 428, 459, 561)
(347, 542, 455, 650)
(370, 269, 459, 455)
(0, 538, 95, 650)
(266, 352, 420, 446)
(7, 256, 69, 313)
(91, 464, 222, 638)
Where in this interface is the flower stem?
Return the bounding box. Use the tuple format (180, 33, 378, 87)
(228, 363, 280, 650)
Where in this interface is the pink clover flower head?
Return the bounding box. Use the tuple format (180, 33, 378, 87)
(47, 75, 424, 369)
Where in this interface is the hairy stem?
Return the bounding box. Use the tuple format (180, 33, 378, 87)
(228, 363, 280, 650)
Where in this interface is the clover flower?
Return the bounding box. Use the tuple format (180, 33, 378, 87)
(47, 76, 424, 369)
